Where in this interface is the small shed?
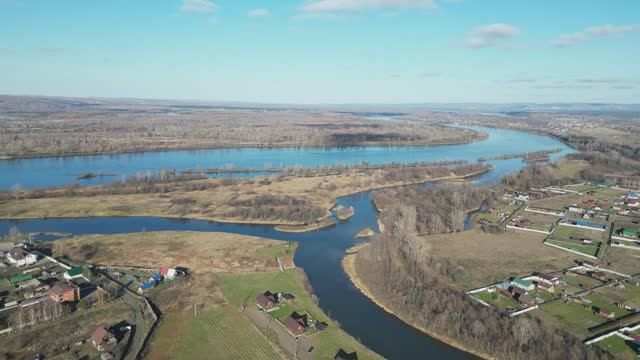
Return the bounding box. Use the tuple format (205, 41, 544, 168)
(537, 273, 560, 285)
(137, 282, 156, 294)
(335, 349, 358, 360)
(591, 271, 607, 281)
(597, 308, 615, 319)
(160, 266, 177, 280)
(510, 286, 527, 299)
(518, 293, 535, 306)
(537, 281, 554, 293)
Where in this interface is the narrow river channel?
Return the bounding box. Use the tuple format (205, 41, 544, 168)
(0, 128, 573, 358)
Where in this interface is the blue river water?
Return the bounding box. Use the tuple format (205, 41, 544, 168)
(0, 127, 571, 190)
(0, 128, 573, 359)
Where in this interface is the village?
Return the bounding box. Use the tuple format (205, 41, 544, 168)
(0, 229, 380, 360)
(0, 237, 185, 360)
(470, 182, 640, 359)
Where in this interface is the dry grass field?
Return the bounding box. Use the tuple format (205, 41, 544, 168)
(419, 229, 575, 289)
(0, 165, 488, 228)
(55, 231, 294, 274)
(604, 248, 640, 275)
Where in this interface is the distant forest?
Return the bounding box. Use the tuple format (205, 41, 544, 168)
(0, 96, 482, 158)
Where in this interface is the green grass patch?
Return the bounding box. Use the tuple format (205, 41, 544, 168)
(597, 335, 640, 359)
(549, 159, 589, 179)
(254, 241, 297, 259)
(269, 303, 294, 321)
(596, 283, 640, 308)
(475, 203, 520, 225)
(149, 305, 281, 360)
(587, 294, 630, 318)
(474, 291, 522, 311)
(563, 184, 596, 193)
(474, 212, 501, 225)
(560, 274, 603, 289)
(221, 270, 383, 360)
(588, 188, 627, 200)
(546, 240, 599, 257)
(529, 289, 557, 303)
(0, 279, 13, 292)
(552, 225, 603, 241)
(540, 301, 606, 335)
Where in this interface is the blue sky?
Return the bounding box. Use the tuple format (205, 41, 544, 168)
(0, 0, 639, 103)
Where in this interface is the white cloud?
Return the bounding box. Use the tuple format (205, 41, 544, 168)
(552, 33, 585, 48)
(181, 0, 217, 13)
(586, 24, 640, 36)
(248, 8, 270, 17)
(574, 77, 640, 85)
(553, 24, 640, 48)
(464, 23, 520, 48)
(301, 0, 436, 13)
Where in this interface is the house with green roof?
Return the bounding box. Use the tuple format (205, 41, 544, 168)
(64, 267, 84, 280)
(9, 273, 33, 287)
(619, 227, 639, 239)
(511, 277, 535, 291)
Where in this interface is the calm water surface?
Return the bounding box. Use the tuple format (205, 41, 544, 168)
(0, 129, 573, 359)
(0, 127, 571, 189)
(0, 185, 485, 359)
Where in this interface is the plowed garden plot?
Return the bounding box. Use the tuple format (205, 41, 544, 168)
(147, 305, 282, 360)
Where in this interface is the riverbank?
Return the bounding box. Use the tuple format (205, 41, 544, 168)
(274, 217, 336, 233)
(0, 135, 485, 161)
(221, 270, 385, 360)
(55, 231, 299, 359)
(342, 244, 494, 360)
(0, 165, 493, 233)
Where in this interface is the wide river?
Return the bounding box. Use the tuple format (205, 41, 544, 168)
(0, 127, 573, 359)
(1, 126, 568, 190)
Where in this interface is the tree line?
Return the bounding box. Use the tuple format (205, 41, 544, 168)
(356, 185, 608, 359)
(373, 184, 492, 235)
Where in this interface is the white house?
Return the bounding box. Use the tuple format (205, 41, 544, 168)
(160, 266, 177, 280)
(6, 247, 37, 267)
